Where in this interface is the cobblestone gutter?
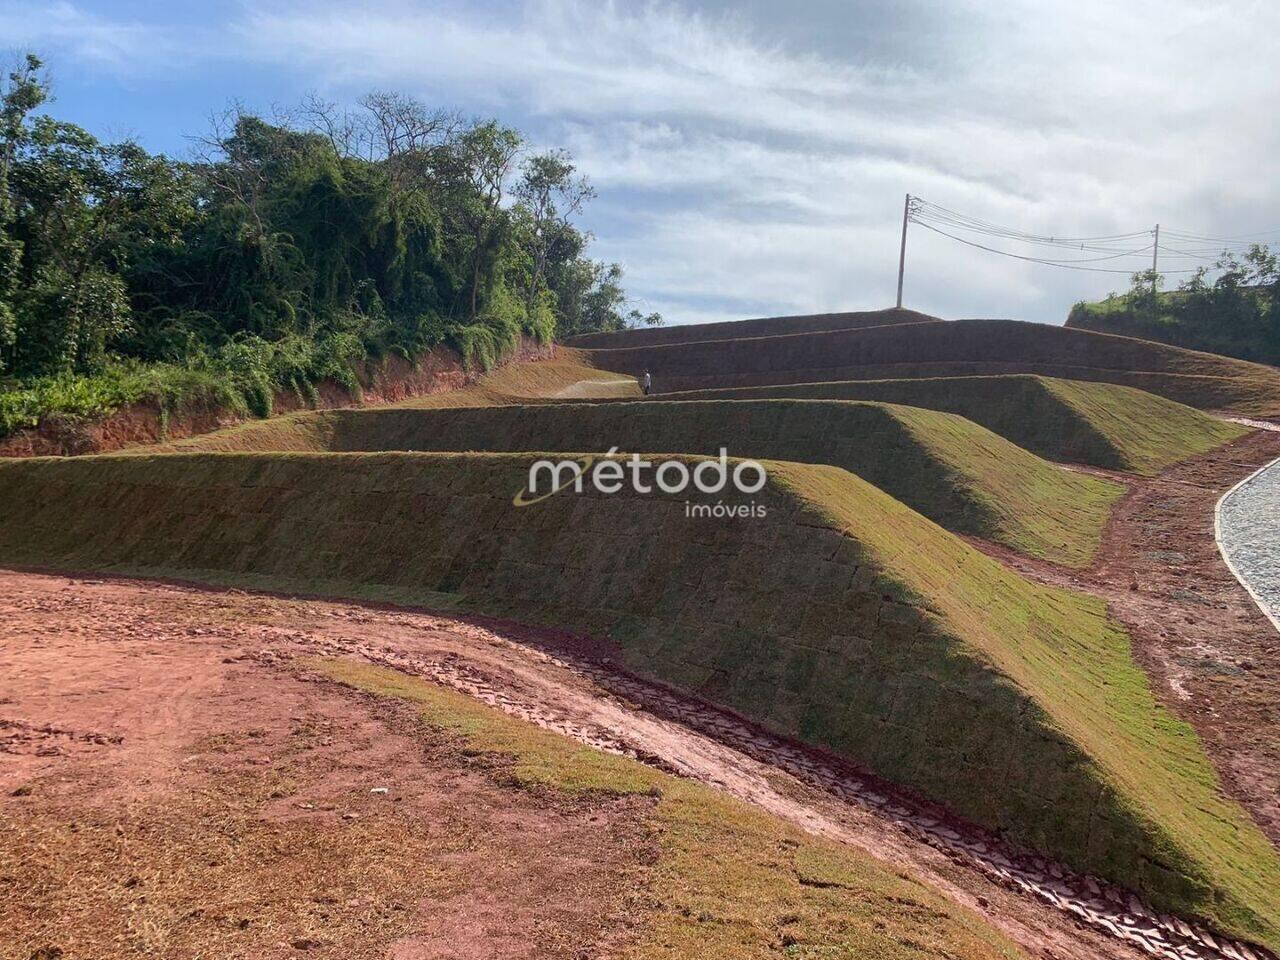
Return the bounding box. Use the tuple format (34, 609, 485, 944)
(1217, 453, 1280, 634)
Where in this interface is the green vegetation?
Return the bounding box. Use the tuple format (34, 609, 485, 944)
(658, 375, 1247, 475)
(316, 658, 1025, 959)
(0, 54, 658, 437)
(1068, 248, 1279, 366)
(166, 398, 1125, 567)
(1, 451, 1275, 946)
(581, 317, 1280, 416)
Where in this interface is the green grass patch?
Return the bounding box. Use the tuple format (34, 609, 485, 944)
(580, 318, 1280, 416)
(166, 398, 1124, 567)
(0, 360, 240, 437)
(313, 658, 1025, 960)
(658, 375, 1246, 475)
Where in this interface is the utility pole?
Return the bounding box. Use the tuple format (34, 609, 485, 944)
(896, 193, 910, 309)
(1152, 224, 1160, 285)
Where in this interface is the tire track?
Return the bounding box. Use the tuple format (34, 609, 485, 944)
(263, 628, 1276, 960)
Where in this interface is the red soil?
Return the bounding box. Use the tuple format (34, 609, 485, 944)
(0, 338, 555, 458)
(0, 570, 1202, 960)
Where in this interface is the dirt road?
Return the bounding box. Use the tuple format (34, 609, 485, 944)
(4, 567, 1272, 960)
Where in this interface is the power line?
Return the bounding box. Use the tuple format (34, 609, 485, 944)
(909, 219, 1186, 274)
(911, 199, 1152, 248)
(893, 194, 1253, 300)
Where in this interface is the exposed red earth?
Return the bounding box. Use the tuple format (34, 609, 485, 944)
(0, 338, 555, 458)
(0, 571, 1146, 960)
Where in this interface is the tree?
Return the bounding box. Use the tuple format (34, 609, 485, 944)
(8, 116, 199, 372)
(0, 54, 47, 374)
(0, 51, 657, 390)
(514, 149, 594, 316)
(449, 121, 522, 319)
(552, 259, 661, 337)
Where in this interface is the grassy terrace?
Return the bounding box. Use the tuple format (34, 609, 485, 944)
(162, 398, 1125, 567)
(0, 451, 1275, 947)
(563, 307, 937, 349)
(654, 375, 1248, 475)
(579, 318, 1280, 417)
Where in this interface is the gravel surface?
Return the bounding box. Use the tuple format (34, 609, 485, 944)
(1218, 455, 1280, 632)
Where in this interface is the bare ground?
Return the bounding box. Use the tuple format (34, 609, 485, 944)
(1, 568, 1258, 960)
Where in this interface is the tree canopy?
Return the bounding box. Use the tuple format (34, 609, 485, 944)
(0, 53, 660, 399)
(1068, 247, 1280, 367)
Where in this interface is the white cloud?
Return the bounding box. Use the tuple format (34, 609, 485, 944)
(0, 0, 174, 69)
(9, 0, 1280, 324)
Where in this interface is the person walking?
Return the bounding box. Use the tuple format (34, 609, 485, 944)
(642, 369, 652, 395)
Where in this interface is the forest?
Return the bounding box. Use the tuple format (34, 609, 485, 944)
(1068, 248, 1279, 367)
(0, 54, 659, 434)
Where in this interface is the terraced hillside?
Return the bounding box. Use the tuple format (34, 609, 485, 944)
(580, 318, 1280, 417)
(656, 375, 1248, 475)
(165, 400, 1124, 567)
(1, 451, 1276, 950)
(564, 307, 936, 349)
(393, 352, 639, 407)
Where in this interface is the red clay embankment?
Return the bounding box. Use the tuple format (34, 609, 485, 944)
(0, 338, 554, 458)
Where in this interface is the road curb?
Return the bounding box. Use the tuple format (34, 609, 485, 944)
(1214, 455, 1280, 636)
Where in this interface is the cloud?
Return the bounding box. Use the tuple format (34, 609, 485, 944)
(0, 0, 174, 69)
(9, 0, 1280, 324)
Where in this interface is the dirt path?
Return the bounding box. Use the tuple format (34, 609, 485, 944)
(969, 430, 1280, 852)
(3, 571, 1273, 960)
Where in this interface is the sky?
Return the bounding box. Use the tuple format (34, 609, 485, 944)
(3, 0, 1279, 326)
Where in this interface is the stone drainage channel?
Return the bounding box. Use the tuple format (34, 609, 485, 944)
(1217, 453, 1280, 635)
(267, 631, 1276, 960)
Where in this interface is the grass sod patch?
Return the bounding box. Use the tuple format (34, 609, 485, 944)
(579, 318, 1280, 416)
(563, 308, 938, 349)
(769, 461, 1280, 948)
(162, 399, 1125, 567)
(0, 451, 1276, 947)
(313, 658, 1026, 960)
(656, 375, 1247, 475)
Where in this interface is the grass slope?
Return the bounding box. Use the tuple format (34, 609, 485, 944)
(579, 318, 1280, 417)
(163, 399, 1124, 567)
(564, 308, 937, 349)
(316, 659, 1025, 959)
(0, 451, 1275, 946)
(394, 352, 639, 407)
(656, 375, 1247, 475)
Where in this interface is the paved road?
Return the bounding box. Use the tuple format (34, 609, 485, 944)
(1218, 454, 1280, 633)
